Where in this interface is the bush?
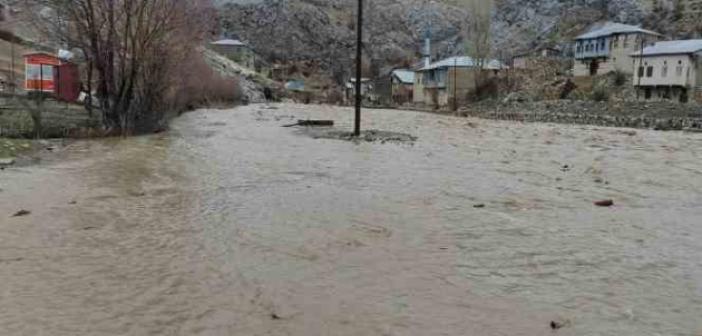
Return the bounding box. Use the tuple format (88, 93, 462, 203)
(591, 86, 610, 102)
(326, 90, 344, 105)
(171, 54, 242, 112)
(467, 77, 500, 102)
(612, 70, 628, 86)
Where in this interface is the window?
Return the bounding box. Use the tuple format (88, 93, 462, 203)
(600, 39, 605, 50)
(638, 66, 645, 78)
(623, 35, 629, 48)
(646, 66, 653, 77)
(676, 65, 683, 77)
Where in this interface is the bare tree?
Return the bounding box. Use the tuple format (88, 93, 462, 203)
(444, 0, 493, 100)
(24, 0, 215, 134)
(462, 0, 493, 72)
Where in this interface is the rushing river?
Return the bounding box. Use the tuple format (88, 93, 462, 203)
(1, 104, 701, 336)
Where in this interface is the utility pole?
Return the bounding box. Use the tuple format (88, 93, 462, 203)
(10, 33, 15, 94)
(637, 35, 644, 100)
(354, 0, 363, 136)
(453, 53, 457, 112)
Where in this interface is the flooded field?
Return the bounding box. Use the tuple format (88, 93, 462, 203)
(1, 103, 701, 335)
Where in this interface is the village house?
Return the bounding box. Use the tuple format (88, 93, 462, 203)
(512, 47, 562, 69)
(369, 69, 415, 106)
(210, 38, 256, 69)
(573, 22, 661, 77)
(631, 39, 702, 103)
(345, 77, 371, 103)
(413, 56, 506, 108)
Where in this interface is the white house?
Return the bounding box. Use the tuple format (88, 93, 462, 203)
(413, 56, 507, 108)
(631, 39, 702, 103)
(573, 22, 661, 76)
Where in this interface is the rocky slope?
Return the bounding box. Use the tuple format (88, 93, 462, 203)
(217, 0, 684, 83)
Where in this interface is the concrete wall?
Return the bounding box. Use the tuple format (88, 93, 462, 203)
(574, 58, 616, 77)
(0, 95, 101, 137)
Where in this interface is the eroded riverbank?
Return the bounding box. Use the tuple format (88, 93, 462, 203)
(1, 103, 701, 335)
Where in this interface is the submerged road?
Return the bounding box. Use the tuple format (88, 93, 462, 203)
(1, 103, 701, 335)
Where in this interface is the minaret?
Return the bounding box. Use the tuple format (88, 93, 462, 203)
(423, 36, 431, 67)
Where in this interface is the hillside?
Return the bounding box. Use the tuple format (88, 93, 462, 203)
(217, 0, 671, 83)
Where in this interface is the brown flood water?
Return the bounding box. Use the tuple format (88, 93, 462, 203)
(1, 103, 702, 336)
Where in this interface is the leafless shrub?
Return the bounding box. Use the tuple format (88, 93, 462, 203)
(26, 0, 217, 134)
(172, 55, 242, 111)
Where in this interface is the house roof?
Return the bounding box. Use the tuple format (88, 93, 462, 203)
(631, 39, 702, 57)
(576, 22, 661, 40)
(211, 39, 247, 47)
(513, 46, 561, 58)
(391, 69, 415, 84)
(419, 56, 507, 71)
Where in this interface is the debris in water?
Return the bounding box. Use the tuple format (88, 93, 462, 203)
(12, 210, 31, 217)
(283, 120, 334, 127)
(473, 204, 486, 208)
(270, 313, 281, 320)
(304, 129, 417, 144)
(550, 318, 571, 330)
(560, 164, 571, 172)
(594, 199, 614, 207)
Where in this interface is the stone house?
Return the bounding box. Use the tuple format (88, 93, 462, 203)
(210, 39, 255, 69)
(390, 69, 415, 105)
(573, 22, 661, 77)
(512, 47, 562, 69)
(631, 39, 702, 103)
(413, 56, 506, 108)
(369, 69, 415, 106)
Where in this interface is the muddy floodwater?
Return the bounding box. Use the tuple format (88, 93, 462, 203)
(1, 104, 702, 335)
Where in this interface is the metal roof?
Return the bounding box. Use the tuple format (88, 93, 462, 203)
(419, 56, 507, 71)
(211, 39, 247, 46)
(391, 69, 415, 84)
(576, 22, 661, 40)
(631, 39, 702, 57)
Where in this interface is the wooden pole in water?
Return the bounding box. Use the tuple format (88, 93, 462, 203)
(354, 0, 363, 136)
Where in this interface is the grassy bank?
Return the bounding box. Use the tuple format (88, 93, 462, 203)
(0, 138, 34, 159)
